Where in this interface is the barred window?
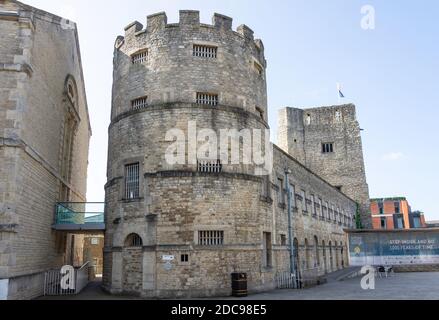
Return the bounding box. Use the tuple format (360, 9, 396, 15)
(131, 97, 148, 110)
(125, 163, 139, 199)
(196, 93, 218, 106)
(131, 50, 148, 64)
(198, 230, 224, 246)
(197, 159, 222, 173)
(193, 44, 217, 58)
(322, 142, 334, 153)
(125, 233, 142, 247)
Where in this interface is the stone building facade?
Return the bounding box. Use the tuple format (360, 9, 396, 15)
(104, 11, 360, 298)
(0, 1, 91, 299)
(278, 105, 371, 228)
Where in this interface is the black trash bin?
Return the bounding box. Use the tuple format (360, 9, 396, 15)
(231, 272, 247, 297)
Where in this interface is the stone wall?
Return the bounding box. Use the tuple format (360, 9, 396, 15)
(0, 1, 90, 299)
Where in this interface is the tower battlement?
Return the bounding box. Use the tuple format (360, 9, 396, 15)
(119, 11, 263, 55)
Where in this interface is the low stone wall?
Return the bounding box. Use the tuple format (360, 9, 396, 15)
(394, 264, 439, 273)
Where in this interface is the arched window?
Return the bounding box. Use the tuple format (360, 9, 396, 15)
(59, 76, 79, 201)
(125, 233, 143, 247)
(329, 241, 333, 271)
(293, 238, 299, 271)
(314, 236, 319, 267)
(65, 75, 78, 108)
(322, 240, 327, 273)
(335, 241, 339, 269)
(340, 241, 345, 268)
(304, 238, 310, 269)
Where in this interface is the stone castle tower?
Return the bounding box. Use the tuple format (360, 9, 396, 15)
(104, 10, 359, 298)
(278, 105, 371, 228)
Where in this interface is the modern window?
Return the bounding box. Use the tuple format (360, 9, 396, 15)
(378, 201, 384, 214)
(131, 96, 148, 110)
(394, 201, 400, 214)
(322, 143, 334, 153)
(196, 92, 218, 106)
(193, 44, 217, 58)
(125, 163, 140, 199)
(396, 216, 404, 229)
(131, 49, 148, 64)
(197, 159, 222, 173)
(380, 217, 387, 229)
(413, 217, 421, 228)
(263, 232, 272, 267)
(198, 230, 224, 245)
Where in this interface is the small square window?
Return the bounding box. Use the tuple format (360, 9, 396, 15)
(131, 49, 148, 64)
(196, 92, 218, 106)
(131, 96, 148, 110)
(181, 254, 189, 263)
(193, 45, 217, 58)
(322, 143, 334, 153)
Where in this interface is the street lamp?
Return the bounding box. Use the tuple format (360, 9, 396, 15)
(285, 169, 296, 288)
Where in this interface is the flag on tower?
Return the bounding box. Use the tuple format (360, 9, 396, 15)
(337, 83, 345, 98)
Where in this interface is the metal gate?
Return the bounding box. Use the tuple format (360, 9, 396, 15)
(275, 271, 299, 289)
(44, 262, 90, 296)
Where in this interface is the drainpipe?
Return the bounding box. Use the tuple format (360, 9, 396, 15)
(285, 169, 296, 288)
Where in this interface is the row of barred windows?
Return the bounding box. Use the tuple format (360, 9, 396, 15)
(273, 177, 354, 228)
(129, 95, 265, 120)
(130, 44, 263, 75)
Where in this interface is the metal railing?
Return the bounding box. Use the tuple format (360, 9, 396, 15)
(44, 262, 90, 296)
(54, 202, 104, 226)
(276, 267, 321, 290)
(276, 271, 299, 289)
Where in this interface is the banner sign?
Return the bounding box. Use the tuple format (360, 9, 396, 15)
(348, 231, 439, 266)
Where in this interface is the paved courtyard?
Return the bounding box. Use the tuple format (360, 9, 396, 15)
(38, 272, 439, 300)
(230, 272, 439, 300)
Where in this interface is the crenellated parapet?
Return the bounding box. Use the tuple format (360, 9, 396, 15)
(119, 11, 265, 64)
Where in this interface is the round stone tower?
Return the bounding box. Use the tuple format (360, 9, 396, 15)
(104, 11, 272, 297)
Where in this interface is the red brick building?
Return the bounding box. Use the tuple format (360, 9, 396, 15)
(370, 197, 426, 230)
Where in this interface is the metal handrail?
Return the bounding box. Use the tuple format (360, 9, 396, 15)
(78, 261, 90, 271)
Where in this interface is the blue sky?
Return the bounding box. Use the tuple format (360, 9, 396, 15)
(24, 0, 439, 220)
